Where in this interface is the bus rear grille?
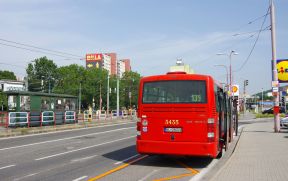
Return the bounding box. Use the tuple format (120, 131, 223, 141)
(143, 107, 206, 113)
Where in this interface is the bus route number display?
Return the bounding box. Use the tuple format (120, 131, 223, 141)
(191, 95, 201, 102)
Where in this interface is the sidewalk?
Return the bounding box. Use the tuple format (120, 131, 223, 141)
(211, 118, 288, 181)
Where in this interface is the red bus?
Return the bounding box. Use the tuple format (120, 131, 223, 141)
(136, 72, 234, 158)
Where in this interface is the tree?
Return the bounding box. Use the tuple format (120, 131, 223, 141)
(53, 65, 109, 110)
(53, 64, 84, 95)
(0, 70, 16, 80)
(26, 56, 58, 92)
(119, 71, 141, 109)
(0, 70, 16, 110)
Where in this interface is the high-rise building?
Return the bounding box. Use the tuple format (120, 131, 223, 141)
(118, 59, 131, 78)
(106, 53, 117, 75)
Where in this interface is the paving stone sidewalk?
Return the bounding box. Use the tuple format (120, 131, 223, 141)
(211, 119, 288, 181)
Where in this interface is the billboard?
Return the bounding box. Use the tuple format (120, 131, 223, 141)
(86, 53, 103, 61)
(277, 59, 288, 83)
(86, 61, 102, 69)
(86, 53, 103, 69)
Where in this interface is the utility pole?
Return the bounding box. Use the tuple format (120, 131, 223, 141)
(243, 80, 246, 115)
(107, 74, 110, 115)
(261, 88, 264, 112)
(78, 82, 81, 114)
(117, 61, 120, 117)
(270, 0, 280, 132)
(99, 82, 102, 113)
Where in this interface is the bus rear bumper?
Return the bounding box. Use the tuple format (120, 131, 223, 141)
(137, 140, 218, 158)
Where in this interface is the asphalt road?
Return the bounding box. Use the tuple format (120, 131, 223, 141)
(0, 121, 218, 181)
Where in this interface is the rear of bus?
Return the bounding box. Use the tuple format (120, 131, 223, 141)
(136, 72, 220, 158)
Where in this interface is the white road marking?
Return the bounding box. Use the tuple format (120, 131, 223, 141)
(0, 127, 135, 152)
(0, 122, 134, 140)
(72, 176, 88, 181)
(71, 155, 98, 163)
(0, 164, 15, 170)
(35, 136, 135, 161)
(13, 172, 39, 181)
(138, 169, 158, 181)
(114, 154, 140, 165)
(189, 159, 218, 181)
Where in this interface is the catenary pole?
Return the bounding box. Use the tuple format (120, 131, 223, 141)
(270, 0, 280, 132)
(117, 61, 120, 117)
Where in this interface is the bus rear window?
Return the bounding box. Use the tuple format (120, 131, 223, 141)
(142, 80, 207, 104)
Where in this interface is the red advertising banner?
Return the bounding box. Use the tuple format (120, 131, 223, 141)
(86, 54, 103, 61)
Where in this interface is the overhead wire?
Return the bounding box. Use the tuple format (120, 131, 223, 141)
(234, 6, 270, 72)
(0, 42, 83, 60)
(0, 38, 83, 58)
(177, 12, 271, 70)
(191, 31, 260, 67)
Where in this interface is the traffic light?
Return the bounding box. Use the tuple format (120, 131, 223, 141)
(244, 80, 248, 86)
(282, 96, 285, 106)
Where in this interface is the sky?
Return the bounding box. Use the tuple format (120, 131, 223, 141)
(0, 0, 287, 95)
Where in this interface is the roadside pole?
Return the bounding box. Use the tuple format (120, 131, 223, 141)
(117, 67, 120, 117)
(270, 0, 280, 132)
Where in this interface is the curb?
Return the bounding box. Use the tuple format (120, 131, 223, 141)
(194, 127, 244, 181)
(0, 119, 136, 138)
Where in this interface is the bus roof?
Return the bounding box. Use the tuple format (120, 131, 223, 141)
(141, 72, 215, 82)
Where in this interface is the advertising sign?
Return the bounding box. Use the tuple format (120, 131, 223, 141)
(277, 59, 288, 83)
(232, 84, 239, 96)
(86, 54, 103, 61)
(86, 61, 103, 69)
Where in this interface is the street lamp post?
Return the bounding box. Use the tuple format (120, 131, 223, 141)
(107, 74, 110, 115)
(214, 64, 229, 90)
(217, 50, 238, 95)
(262, 88, 264, 112)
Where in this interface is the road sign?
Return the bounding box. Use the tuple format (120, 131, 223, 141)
(272, 87, 279, 92)
(232, 85, 239, 96)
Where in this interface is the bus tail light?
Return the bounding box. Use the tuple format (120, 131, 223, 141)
(142, 119, 148, 126)
(137, 119, 141, 138)
(207, 118, 215, 142)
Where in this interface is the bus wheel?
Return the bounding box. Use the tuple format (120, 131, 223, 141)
(216, 149, 223, 159)
(216, 142, 223, 159)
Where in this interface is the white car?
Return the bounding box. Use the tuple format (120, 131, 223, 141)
(280, 117, 288, 128)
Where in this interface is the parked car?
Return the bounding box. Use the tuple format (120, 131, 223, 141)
(280, 117, 288, 128)
(262, 107, 285, 114)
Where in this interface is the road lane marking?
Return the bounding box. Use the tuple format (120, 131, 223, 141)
(114, 154, 139, 165)
(35, 136, 135, 161)
(72, 176, 88, 181)
(13, 172, 39, 181)
(153, 160, 199, 181)
(0, 164, 15, 170)
(139, 169, 158, 181)
(0, 127, 135, 152)
(0, 122, 135, 140)
(153, 173, 194, 181)
(176, 161, 199, 174)
(189, 159, 218, 181)
(71, 155, 98, 163)
(88, 155, 148, 181)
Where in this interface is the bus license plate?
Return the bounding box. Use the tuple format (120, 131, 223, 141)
(164, 127, 182, 133)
